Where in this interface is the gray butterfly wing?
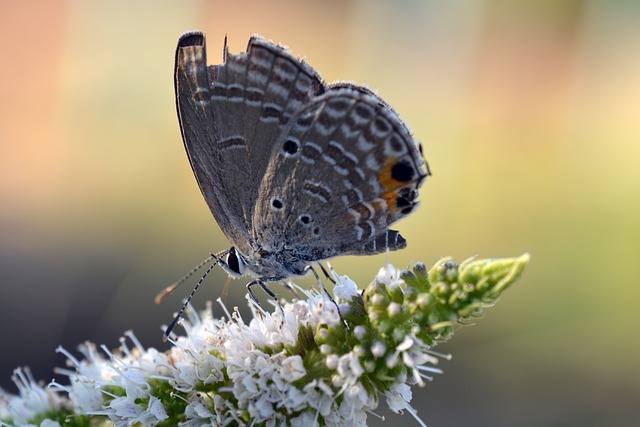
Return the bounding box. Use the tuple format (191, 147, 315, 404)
(253, 86, 429, 269)
(175, 32, 248, 250)
(175, 32, 325, 253)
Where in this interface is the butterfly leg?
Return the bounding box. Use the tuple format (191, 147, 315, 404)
(316, 262, 336, 285)
(247, 279, 274, 305)
(246, 276, 287, 311)
(280, 281, 301, 300)
(304, 265, 340, 313)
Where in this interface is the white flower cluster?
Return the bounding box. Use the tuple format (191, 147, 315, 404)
(1, 256, 529, 426)
(52, 336, 173, 426)
(39, 289, 410, 426)
(1, 265, 444, 426)
(0, 368, 67, 427)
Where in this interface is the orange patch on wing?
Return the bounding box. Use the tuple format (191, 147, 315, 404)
(383, 190, 401, 211)
(378, 157, 406, 192)
(378, 157, 412, 214)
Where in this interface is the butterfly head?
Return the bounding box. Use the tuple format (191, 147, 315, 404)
(222, 246, 247, 278)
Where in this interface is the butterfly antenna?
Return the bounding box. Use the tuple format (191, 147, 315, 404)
(415, 142, 431, 190)
(162, 255, 224, 341)
(155, 254, 216, 305)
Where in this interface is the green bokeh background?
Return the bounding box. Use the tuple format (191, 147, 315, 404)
(1, 1, 638, 426)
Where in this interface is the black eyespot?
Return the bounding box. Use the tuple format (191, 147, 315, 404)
(282, 137, 300, 155)
(271, 197, 284, 210)
(401, 206, 414, 215)
(313, 226, 320, 236)
(395, 196, 411, 208)
(299, 214, 311, 225)
(227, 247, 240, 274)
(391, 160, 414, 182)
(400, 189, 417, 201)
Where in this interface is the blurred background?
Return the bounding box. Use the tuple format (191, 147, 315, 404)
(1, 0, 639, 425)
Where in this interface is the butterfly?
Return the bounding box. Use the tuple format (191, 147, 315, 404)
(169, 31, 429, 322)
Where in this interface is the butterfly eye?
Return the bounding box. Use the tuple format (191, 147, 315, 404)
(227, 247, 244, 275)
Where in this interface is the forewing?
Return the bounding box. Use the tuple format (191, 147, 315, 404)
(175, 32, 326, 251)
(207, 35, 325, 235)
(253, 86, 429, 261)
(175, 32, 249, 249)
